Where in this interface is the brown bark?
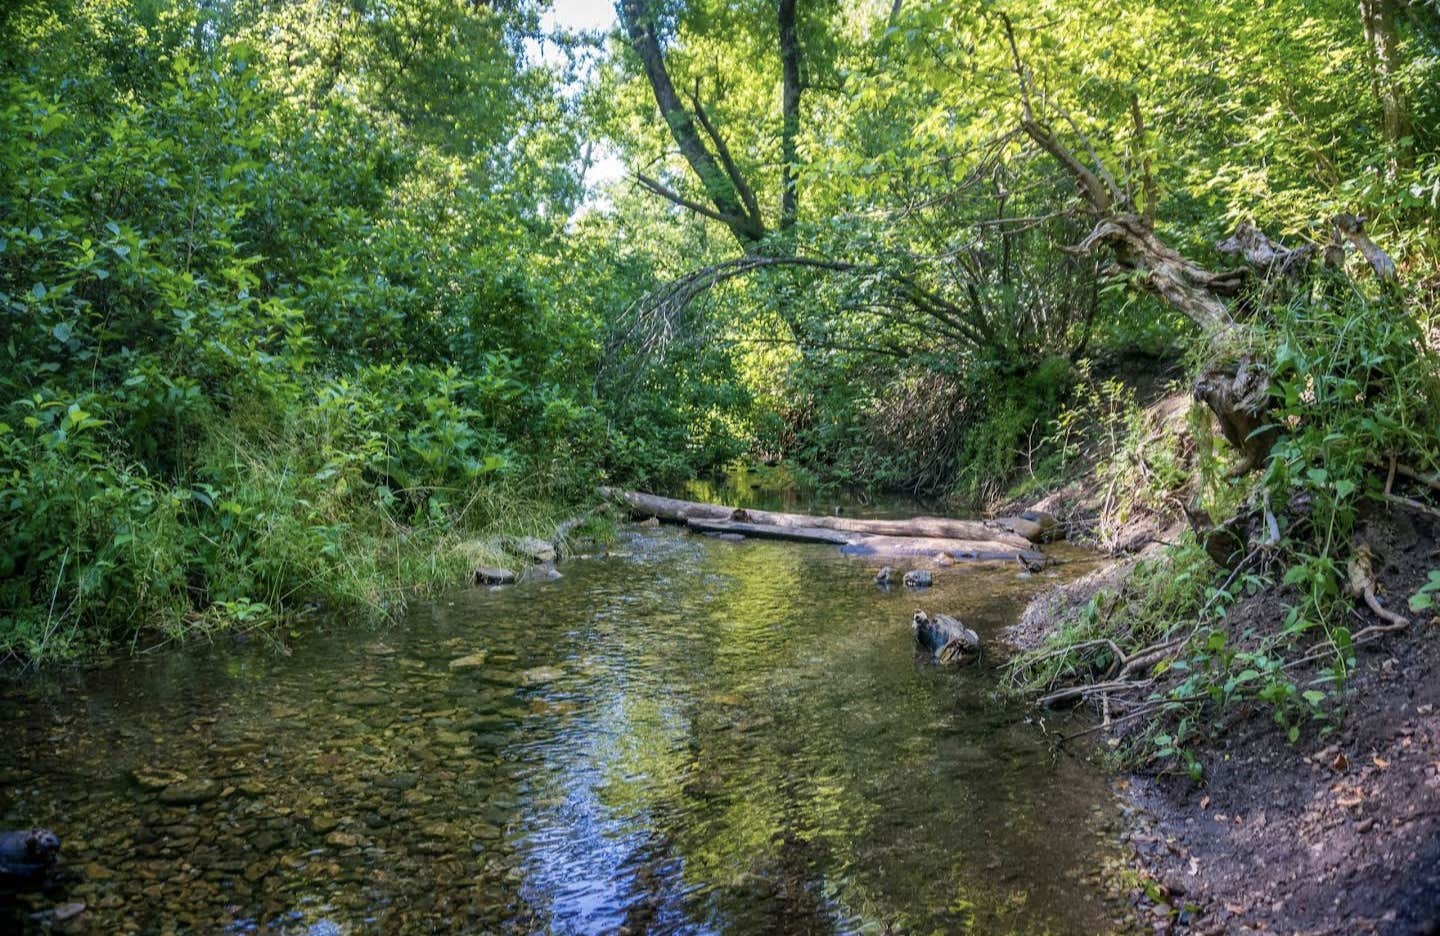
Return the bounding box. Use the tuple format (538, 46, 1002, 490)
(1067, 214, 1239, 330)
(1215, 222, 1316, 282)
(1193, 360, 1280, 476)
(1333, 213, 1398, 282)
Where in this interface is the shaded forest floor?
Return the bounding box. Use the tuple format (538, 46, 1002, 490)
(1003, 373, 1440, 935)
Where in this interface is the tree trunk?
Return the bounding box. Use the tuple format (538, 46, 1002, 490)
(619, 0, 766, 246)
(1067, 213, 1240, 330)
(778, 0, 801, 241)
(1359, 0, 1412, 162)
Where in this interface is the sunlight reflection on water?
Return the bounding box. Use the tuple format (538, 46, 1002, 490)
(2, 520, 1123, 934)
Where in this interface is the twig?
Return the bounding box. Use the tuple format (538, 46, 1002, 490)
(1362, 590, 1409, 628)
(1282, 615, 1410, 672)
(1116, 637, 1187, 680)
(1057, 699, 1189, 743)
(1394, 462, 1440, 495)
(1039, 677, 1154, 708)
(1383, 492, 1440, 523)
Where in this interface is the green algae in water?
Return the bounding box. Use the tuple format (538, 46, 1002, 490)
(0, 527, 1127, 934)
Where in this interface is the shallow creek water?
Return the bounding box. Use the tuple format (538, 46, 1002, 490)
(1, 524, 1129, 934)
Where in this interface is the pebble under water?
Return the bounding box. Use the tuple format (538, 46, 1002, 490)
(1, 525, 1130, 934)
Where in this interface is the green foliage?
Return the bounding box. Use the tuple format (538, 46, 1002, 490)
(1261, 287, 1440, 626)
(1013, 282, 1440, 774)
(951, 357, 1074, 506)
(0, 0, 723, 662)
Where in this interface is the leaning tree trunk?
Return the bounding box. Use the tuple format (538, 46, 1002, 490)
(1000, 13, 1400, 474)
(618, 0, 766, 247)
(1015, 106, 1268, 465)
(1068, 213, 1278, 470)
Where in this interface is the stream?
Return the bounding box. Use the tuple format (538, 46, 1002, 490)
(1, 512, 1131, 934)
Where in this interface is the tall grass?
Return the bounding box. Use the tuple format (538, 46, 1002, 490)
(1, 400, 588, 665)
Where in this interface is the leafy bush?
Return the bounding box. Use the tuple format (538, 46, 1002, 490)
(0, 4, 715, 662)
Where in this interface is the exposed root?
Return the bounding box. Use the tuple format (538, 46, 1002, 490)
(1347, 545, 1409, 629)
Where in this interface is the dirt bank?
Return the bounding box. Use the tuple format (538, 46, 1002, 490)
(1009, 437, 1440, 933)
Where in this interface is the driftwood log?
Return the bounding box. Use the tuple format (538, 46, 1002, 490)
(600, 488, 1053, 546)
(686, 518, 1043, 562)
(601, 488, 1053, 563)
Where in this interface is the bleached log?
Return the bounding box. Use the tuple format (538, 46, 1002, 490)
(599, 488, 1050, 545)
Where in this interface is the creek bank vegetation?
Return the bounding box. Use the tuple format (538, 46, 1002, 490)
(604, 0, 1440, 791)
(3, 0, 1439, 805)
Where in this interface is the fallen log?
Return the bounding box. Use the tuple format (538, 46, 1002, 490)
(843, 536, 1043, 563)
(684, 518, 1044, 563)
(684, 518, 852, 545)
(599, 487, 1048, 546)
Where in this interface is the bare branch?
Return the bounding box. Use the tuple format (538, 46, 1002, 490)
(1129, 93, 1156, 224)
(633, 172, 743, 227)
(1332, 213, 1398, 282)
(1049, 95, 1124, 208)
(999, 12, 1035, 123)
(999, 13, 1113, 213)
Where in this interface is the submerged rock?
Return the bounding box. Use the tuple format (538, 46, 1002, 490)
(509, 536, 556, 563)
(912, 610, 980, 662)
(447, 651, 488, 671)
(902, 569, 933, 588)
(473, 567, 516, 586)
(1017, 552, 1048, 574)
(158, 780, 220, 806)
(518, 562, 563, 583)
(378, 772, 419, 791)
(518, 666, 564, 686)
(132, 768, 185, 791)
(0, 828, 60, 884)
